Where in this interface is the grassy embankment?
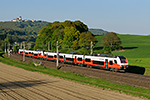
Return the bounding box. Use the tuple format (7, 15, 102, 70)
(94, 34, 150, 75)
(0, 53, 149, 99)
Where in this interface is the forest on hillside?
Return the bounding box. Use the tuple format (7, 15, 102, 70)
(0, 21, 108, 43)
(0, 21, 49, 42)
(34, 20, 96, 54)
(0, 20, 111, 54)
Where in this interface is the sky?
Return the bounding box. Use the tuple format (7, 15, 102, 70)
(1, 0, 150, 35)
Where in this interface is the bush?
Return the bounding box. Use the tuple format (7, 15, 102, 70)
(94, 49, 112, 55)
(76, 48, 90, 55)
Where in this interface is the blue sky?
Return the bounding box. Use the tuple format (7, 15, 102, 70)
(1, 0, 150, 35)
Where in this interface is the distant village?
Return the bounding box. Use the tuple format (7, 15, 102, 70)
(12, 16, 38, 22)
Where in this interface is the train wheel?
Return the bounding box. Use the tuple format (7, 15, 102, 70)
(109, 68, 112, 71)
(87, 65, 91, 68)
(111, 68, 117, 72)
(120, 70, 126, 73)
(114, 68, 118, 72)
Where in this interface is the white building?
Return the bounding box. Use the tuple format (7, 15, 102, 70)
(12, 16, 22, 22)
(12, 16, 36, 22)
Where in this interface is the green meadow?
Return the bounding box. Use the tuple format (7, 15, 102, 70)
(94, 34, 150, 75)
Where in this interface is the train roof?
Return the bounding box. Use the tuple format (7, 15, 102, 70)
(20, 49, 124, 59)
(98, 54, 118, 58)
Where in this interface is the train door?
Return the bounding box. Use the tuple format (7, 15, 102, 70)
(63, 55, 65, 63)
(75, 56, 77, 64)
(105, 59, 108, 69)
(83, 55, 85, 65)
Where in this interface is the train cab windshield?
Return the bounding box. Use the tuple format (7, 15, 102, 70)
(119, 56, 127, 63)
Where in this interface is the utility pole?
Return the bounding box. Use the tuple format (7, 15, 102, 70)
(23, 42, 25, 62)
(90, 41, 93, 55)
(20, 42, 22, 49)
(8, 42, 10, 57)
(56, 41, 59, 69)
(5, 42, 6, 53)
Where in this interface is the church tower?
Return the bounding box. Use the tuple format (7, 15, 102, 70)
(19, 16, 22, 21)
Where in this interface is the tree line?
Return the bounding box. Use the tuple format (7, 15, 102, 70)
(34, 20, 121, 54)
(0, 20, 122, 55)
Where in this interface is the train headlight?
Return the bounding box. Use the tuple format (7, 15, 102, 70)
(122, 65, 127, 69)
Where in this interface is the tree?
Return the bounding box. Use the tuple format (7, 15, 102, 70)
(13, 44, 19, 51)
(79, 32, 96, 49)
(63, 27, 80, 48)
(0, 39, 3, 51)
(34, 20, 94, 53)
(72, 40, 79, 50)
(101, 32, 121, 51)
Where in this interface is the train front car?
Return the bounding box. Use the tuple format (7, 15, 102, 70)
(117, 56, 128, 71)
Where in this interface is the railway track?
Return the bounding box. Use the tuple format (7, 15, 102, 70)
(8, 53, 150, 89)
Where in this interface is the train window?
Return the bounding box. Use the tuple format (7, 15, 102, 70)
(34, 54, 38, 56)
(119, 56, 127, 63)
(48, 55, 53, 58)
(109, 61, 113, 65)
(54, 55, 57, 58)
(29, 52, 32, 54)
(66, 58, 74, 61)
(20, 52, 23, 53)
(85, 58, 91, 62)
(114, 60, 117, 64)
(93, 61, 104, 65)
(78, 58, 82, 61)
(59, 56, 63, 58)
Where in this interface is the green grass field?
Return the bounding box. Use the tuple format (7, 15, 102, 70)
(94, 34, 150, 75)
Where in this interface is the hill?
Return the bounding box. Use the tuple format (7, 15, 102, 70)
(0, 21, 49, 42)
(89, 28, 108, 35)
(0, 21, 49, 35)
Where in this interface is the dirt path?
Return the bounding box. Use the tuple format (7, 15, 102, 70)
(0, 62, 145, 100)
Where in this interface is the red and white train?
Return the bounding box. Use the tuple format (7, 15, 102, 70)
(18, 49, 128, 72)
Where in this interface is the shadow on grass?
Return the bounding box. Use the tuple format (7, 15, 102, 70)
(0, 52, 4, 58)
(123, 47, 138, 50)
(93, 47, 103, 50)
(127, 65, 145, 75)
(93, 46, 138, 51)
